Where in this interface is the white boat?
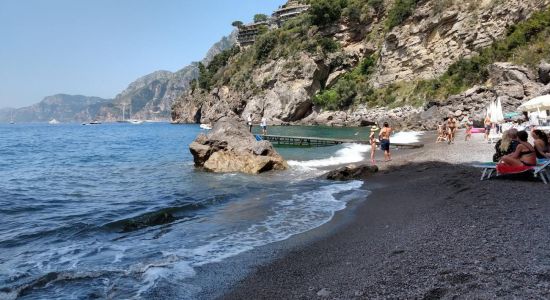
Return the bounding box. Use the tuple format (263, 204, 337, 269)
(200, 124, 212, 130)
(48, 119, 60, 125)
(9, 111, 15, 124)
(128, 119, 144, 125)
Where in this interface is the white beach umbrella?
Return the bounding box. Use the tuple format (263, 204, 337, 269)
(496, 97, 505, 123)
(518, 94, 550, 112)
(489, 102, 498, 123)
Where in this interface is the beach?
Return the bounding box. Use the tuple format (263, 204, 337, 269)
(224, 131, 550, 299)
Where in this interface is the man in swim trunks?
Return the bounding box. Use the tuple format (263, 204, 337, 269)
(379, 122, 392, 162)
(447, 115, 457, 144)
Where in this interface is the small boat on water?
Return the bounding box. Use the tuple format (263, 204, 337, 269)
(82, 121, 102, 125)
(128, 119, 144, 125)
(48, 119, 60, 125)
(200, 124, 212, 130)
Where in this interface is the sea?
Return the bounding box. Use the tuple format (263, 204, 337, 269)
(0, 123, 419, 299)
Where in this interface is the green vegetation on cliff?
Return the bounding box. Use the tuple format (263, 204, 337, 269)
(367, 7, 550, 108)
(316, 6, 550, 110)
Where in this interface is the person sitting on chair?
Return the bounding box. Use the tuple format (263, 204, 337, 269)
(493, 129, 519, 162)
(499, 130, 536, 167)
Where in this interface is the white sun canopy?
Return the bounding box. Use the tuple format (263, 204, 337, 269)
(518, 94, 550, 112)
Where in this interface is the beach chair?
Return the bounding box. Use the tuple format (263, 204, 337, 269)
(472, 159, 550, 184)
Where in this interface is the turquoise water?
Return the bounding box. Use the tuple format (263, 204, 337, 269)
(0, 123, 368, 299)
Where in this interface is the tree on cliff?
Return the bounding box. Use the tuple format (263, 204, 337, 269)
(253, 14, 269, 23)
(231, 20, 243, 28)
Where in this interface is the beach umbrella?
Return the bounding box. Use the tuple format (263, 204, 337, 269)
(518, 94, 550, 112)
(489, 101, 498, 123)
(496, 97, 505, 123)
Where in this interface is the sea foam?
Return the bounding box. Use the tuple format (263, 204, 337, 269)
(288, 131, 422, 169)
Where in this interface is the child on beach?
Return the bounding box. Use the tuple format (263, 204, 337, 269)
(369, 125, 379, 164)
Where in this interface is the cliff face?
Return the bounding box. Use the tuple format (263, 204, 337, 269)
(172, 0, 550, 129)
(373, 0, 549, 86)
(97, 33, 237, 122)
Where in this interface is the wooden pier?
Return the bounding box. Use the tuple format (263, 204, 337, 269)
(259, 135, 424, 149)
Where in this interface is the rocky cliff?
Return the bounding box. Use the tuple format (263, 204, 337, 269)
(96, 32, 237, 122)
(172, 0, 550, 129)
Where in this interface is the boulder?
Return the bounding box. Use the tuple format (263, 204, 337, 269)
(189, 117, 288, 174)
(324, 164, 379, 181)
(539, 62, 550, 85)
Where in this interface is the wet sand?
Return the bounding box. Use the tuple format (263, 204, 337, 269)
(223, 132, 550, 299)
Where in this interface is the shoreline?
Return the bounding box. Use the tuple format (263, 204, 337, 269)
(216, 131, 550, 299)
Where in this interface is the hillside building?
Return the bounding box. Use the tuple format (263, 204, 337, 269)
(237, 21, 270, 47)
(236, 1, 310, 47)
(272, 1, 310, 26)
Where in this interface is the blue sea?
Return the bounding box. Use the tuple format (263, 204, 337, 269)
(0, 123, 396, 299)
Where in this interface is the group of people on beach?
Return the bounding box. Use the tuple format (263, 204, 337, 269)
(436, 114, 473, 144)
(493, 128, 550, 167)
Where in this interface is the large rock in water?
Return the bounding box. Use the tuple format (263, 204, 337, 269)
(189, 117, 288, 174)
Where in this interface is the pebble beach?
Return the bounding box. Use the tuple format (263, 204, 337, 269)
(224, 130, 550, 299)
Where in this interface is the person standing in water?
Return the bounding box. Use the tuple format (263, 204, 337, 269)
(247, 114, 253, 133)
(260, 116, 267, 135)
(369, 125, 379, 164)
(379, 122, 392, 162)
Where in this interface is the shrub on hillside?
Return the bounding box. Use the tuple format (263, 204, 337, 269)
(309, 0, 345, 26)
(386, 0, 419, 29)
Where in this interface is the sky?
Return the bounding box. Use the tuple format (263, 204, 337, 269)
(0, 0, 283, 108)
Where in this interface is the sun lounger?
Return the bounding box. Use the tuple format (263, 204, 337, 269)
(472, 159, 550, 184)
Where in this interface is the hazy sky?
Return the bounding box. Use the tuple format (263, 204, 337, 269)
(0, 0, 283, 108)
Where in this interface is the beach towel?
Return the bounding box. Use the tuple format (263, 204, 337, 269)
(496, 164, 534, 175)
(255, 135, 263, 141)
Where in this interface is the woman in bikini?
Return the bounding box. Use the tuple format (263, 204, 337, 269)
(499, 131, 537, 167)
(532, 129, 550, 159)
(369, 125, 379, 164)
(447, 115, 457, 144)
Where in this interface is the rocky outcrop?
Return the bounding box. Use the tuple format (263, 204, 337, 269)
(189, 117, 287, 174)
(299, 61, 550, 130)
(173, 52, 330, 125)
(373, 0, 550, 87)
(324, 164, 379, 181)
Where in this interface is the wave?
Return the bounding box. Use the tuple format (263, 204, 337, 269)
(102, 195, 230, 233)
(288, 143, 371, 169)
(287, 131, 422, 169)
(391, 131, 422, 144)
